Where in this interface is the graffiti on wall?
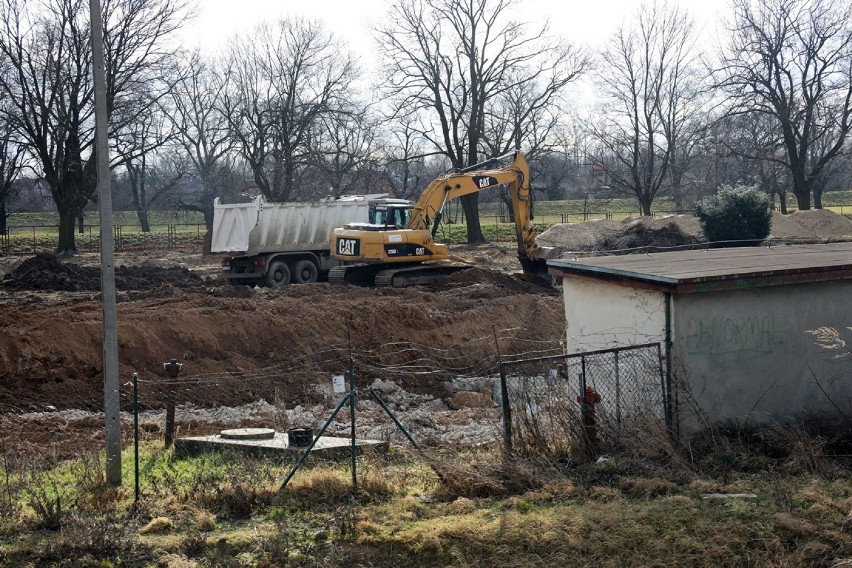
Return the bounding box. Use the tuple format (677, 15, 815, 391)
(683, 314, 782, 357)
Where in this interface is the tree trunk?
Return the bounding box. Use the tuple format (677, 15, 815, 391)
(795, 190, 811, 210)
(792, 171, 811, 210)
(499, 194, 515, 223)
(56, 209, 79, 256)
(137, 206, 150, 232)
(813, 187, 823, 209)
(671, 167, 684, 213)
(203, 196, 215, 231)
(0, 200, 6, 234)
(77, 213, 84, 234)
(672, 183, 683, 213)
(639, 192, 652, 216)
(460, 194, 484, 244)
(779, 192, 788, 215)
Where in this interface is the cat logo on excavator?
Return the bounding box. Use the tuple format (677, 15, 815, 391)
(337, 238, 359, 256)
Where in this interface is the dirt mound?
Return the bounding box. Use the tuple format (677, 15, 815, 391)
(646, 214, 703, 238)
(593, 222, 704, 253)
(2, 253, 209, 292)
(789, 209, 852, 237)
(537, 219, 622, 250)
(540, 209, 852, 254)
(539, 215, 704, 254)
(434, 266, 556, 295)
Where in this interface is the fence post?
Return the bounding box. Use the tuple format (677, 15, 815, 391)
(163, 359, 182, 447)
(492, 326, 512, 455)
(133, 372, 140, 505)
(614, 350, 621, 428)
(348, 356, 357, 491)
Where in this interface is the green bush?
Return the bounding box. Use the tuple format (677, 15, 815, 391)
(694, 185, 772, 247)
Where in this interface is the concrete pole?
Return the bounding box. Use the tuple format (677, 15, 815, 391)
(89, 0, 121, 485)
(163, 359, 183, 447)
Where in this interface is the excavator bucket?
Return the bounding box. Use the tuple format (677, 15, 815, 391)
(518, 249, 555, 286)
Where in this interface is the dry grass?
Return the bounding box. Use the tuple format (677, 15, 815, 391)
(0, 424, 849, 567)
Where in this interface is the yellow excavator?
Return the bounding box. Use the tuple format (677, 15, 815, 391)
(328, 150, 552, 287)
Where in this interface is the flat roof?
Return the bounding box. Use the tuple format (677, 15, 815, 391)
(546, 242, 852, 293)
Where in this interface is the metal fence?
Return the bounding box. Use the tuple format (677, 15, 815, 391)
(499, 343, 669, 452)
(0, 223, 209, 255)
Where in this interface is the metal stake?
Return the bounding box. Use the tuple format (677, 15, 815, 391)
(133, 372, 139, 504)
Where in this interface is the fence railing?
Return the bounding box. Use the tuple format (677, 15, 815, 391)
(0, 223, 209, 255)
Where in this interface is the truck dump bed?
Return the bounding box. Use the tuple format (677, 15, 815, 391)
(211, 196, 371, 255)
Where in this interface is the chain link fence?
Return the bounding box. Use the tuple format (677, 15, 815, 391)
(500, 343, 669, 455)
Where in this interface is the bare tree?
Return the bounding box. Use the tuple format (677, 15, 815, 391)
(715, 0, 852, 210)
(377, 0, 588, 243)
(0, 0, 187, 254)
(114, 98, 181, 230)
(381, 117, 437, 201)
(0, 100, 24, 233)
(709, 112, 792, 213)
(167, 51, 234, 229)
(587, 1, 700, 216)
(223, 18, 356, 203)
(304, 111, 378, 199)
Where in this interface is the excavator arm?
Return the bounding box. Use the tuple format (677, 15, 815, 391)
(406, 151, 544, 270)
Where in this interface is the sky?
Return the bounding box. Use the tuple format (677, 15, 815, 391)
(187, 0, 726, 63)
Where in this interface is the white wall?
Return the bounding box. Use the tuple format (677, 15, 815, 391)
(562, 277, 666, 354)
(673, 280, 852, 430)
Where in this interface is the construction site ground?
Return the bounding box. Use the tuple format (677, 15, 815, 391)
(2, 210, 852, 457)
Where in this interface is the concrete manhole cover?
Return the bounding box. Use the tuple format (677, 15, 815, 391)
(219, 427, 276, 440)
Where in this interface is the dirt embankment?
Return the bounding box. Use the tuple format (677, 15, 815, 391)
(0, 253, 563, 414)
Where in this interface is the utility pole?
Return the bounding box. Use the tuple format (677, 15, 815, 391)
(89, 0, 121, 485)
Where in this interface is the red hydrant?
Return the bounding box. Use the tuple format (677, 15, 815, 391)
(577, 386, 602, 453)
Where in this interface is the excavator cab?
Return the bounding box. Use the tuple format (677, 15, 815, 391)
(370, 204, 412, 228)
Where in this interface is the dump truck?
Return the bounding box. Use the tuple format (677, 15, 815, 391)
(211, 194, 414, 288)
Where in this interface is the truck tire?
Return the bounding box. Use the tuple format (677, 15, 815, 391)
(265, 260, 291, 289)
(292, 260, 319, 284)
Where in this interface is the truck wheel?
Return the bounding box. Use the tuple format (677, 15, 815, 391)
(265, 260, 291, 288)
(293, 260, 319, 284)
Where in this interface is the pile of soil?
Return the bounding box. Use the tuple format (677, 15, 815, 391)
(539, 209, 852, 254)
(539, 214, 704, 254)
(0, 258, 565, 416)
(593, 222, 704, 253)
(433, 266, 558, 294)
(2, 253, 209, 292)
(537, 219, 622, 250)
(770, 209, 852, 239)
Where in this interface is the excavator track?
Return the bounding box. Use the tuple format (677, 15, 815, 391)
(330, 263, 470, 287)
(374, 264, 470, 288)
(328, 264, 386, 286)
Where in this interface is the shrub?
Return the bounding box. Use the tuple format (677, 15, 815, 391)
(694, 185, 771, 246)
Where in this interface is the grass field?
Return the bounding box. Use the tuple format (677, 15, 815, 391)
(4, 194, 852, 254)
(1, 428, 849, 567)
